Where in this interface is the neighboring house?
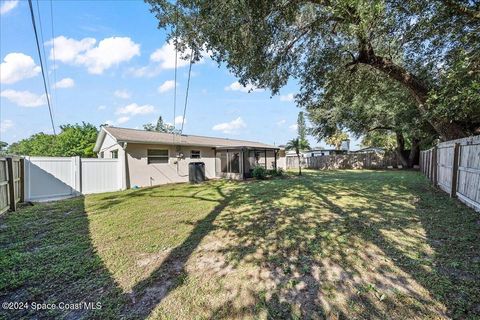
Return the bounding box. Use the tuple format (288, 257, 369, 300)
(352, 147, 385, 154)
(286, 148, 347, 159)
(93, 126, 282, 188)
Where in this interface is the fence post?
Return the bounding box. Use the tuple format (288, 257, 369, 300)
(19, 158, 25, 202)
(431, 147, 437, 187)
(6, 157, 16, 211)
(450, 143, 460, 198)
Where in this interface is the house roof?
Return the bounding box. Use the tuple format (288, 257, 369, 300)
(94, 126, 277, 152)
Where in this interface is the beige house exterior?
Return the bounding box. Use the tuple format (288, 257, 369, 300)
(93, 126, 283, 188)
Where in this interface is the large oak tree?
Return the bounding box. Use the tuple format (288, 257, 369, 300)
(146, 0, 479, 141)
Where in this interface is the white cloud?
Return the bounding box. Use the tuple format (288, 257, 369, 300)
(175, 115, 186, 125)
(127, 65, 161, 78)
(225, 81, 261, 93)
(276, 119, 286, 126)
(0, 119, 14, 133)
(158, 80, 176, 93)
(0, 53, 41, 84)
(0, 0, 19, 15)
(129, 41, 207, 78)
(48, 36, 140, 74)
(98, 105, 107, 110)
(116, 116, 130, 124)
(150, 41, 201, 69)
(114, 89, 131, 99)
(0, 89, 46, 107)
(116, 103, 155, 116)
(49, 36, 96, 63)
(53, 77, 74, 89)
(289, 124, 298, 131)
(212, 117, 246, 134)
(280, 93, 294, 102)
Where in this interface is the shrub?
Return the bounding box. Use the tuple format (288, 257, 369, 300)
(268, 168, 284, 177)
(252, 166, 267, 180)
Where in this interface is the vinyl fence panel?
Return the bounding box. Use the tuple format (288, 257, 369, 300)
(81, 159, 121, 194)
(24, 156, 122, 201)
(25, 157, 77, 201)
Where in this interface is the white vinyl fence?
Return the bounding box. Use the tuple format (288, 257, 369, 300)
(24, 156, 122, 201)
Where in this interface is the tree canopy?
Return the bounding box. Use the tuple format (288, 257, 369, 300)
(146, 0, 480, 145)
(8, 122, 98, 157)
(143, 116, 179, 133)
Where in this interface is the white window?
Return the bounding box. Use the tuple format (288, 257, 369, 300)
(111, 150, 118, 159)
(100, 152, 104, 158)
(191, 150, 201, 159)
(148, 149, 169, 164)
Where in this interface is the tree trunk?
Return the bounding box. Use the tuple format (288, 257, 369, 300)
(297, 154, 302, 175)
(408, 138, 421, 168)
(395, 131, 409, 167)
(355, 42, 467, 141)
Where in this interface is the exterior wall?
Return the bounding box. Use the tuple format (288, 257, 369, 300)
(125, 143, 216, 187)
(97, 133, 121, 158)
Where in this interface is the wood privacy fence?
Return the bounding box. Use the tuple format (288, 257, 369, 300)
(0, 156, 24, 214)
(420, 135, 480, 212)
(286, 152, 401, 170)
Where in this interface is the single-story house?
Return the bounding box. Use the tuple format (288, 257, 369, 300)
(285, 148, 347, 158)
(93, 126, 283, 188)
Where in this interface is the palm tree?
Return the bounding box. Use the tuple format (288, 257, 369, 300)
(285, 138, 310, 175)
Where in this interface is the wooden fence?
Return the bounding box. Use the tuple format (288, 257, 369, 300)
(286, 152, 401, 170)
(0, 156, 24, 214)
(420, 135, 480, 212)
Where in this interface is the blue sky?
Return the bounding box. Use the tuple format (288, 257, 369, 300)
(0, 0, 361, 149)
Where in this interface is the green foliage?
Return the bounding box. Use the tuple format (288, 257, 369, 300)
(143, 116, 180, 134)
(252, 166, 267, 180)
(7, 122, 98, 157)
(297, 112, 307, 143)
(361, 131, 397, 151)
(0, 141, 8, 153)
(146, 0, 480, 140)
(285, 138, 310, 155)
(268, 168, 284, 177)
(325, 131, 349, 150)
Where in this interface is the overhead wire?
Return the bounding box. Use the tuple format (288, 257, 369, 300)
(35, 0, 52, 96)
(172, 1, 178, 144)
(180, 47, 194, 134)
(28, 0, 56, 135)
(49, 0, 58, 109)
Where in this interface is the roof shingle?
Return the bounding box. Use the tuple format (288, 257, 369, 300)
(104, 126, 277, 149)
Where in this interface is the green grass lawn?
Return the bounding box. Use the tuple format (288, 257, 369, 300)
(1, 170, 479, 319)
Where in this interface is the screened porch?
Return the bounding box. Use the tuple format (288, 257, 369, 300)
(215, 147, 279, 180)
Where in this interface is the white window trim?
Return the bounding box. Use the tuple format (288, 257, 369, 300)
(147, 149, 169, 164)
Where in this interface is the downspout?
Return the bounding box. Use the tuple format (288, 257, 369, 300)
(121, 142, 128, 190)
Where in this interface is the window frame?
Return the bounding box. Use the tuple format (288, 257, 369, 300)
(191, 150, 201, 159)
(147, 149, 169, 164)
(110, 150, 118, 159)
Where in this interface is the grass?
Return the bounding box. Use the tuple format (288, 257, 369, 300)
(0, 170, 479, 319)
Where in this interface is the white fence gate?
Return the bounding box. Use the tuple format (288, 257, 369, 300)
(24, 156, 121, 201)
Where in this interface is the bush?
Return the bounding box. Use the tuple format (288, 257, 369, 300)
(268, 168, 284, 177)
(252, 166, 267, 180)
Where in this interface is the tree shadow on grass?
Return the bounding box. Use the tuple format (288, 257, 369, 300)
(1, 171, 478, 319)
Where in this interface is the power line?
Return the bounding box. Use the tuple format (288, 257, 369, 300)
(172, 3, 178, 142)
(35, 0, 52, 94)
(28, 0, 56, 135)
(49, 0, 58, 109)
(180, 47, 194, 134)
